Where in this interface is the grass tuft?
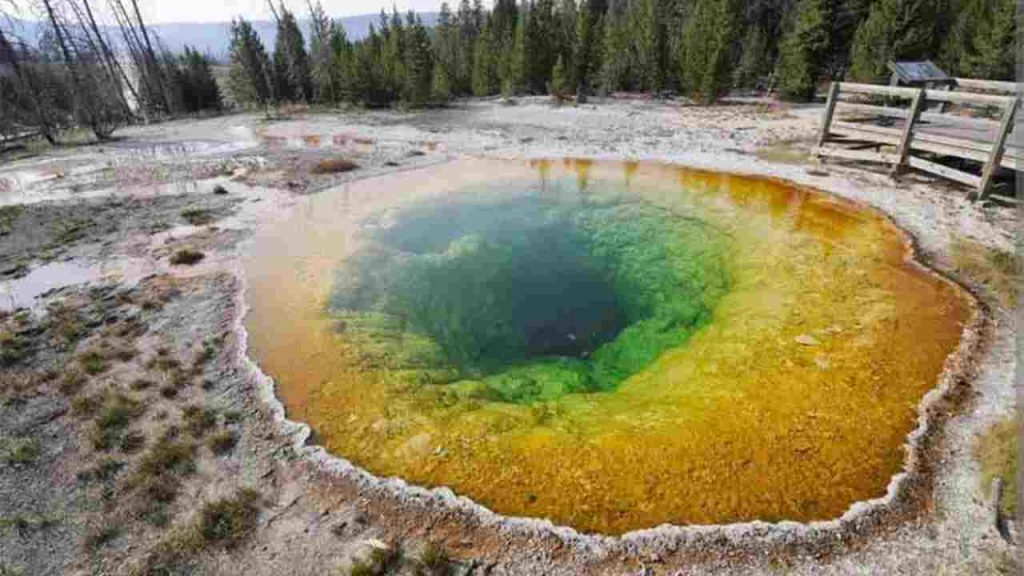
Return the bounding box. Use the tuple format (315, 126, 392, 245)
(2, 438, 39, 466)
(950, 238, 1020, 308)
(311, 158, 359, 175)
(976, 416, 1019, 517)
(208, 430, 238, 455)
(198, 488, 262, 548)
(181, 208, 216, 226)
(84, 524, 122, 551)
(183, 405, 218, 437)
(169, 249, 205, 266)
(416, 542, 450, 576)
(77, 351, 109, 375)
(351, 544, 402, 576)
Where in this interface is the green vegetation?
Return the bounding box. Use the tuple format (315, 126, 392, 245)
(678, 0, 739, 103)
(350, 545, 402, 576)
(220, 0, 1012, 109)
(198, 488, 262, 548)
(848, 0, 937, 83)
(330, 195, 728, 403)
(976, 416, 1019, 517)
(85, 524, 123, 551)
(169, 249, 205, 266)
(77, 350, 109, 375)
(183, 405, 218, 437)
(181, 208, 216, 226)
(776, 0, 832, 101)
(415, 543, 450, 576)
(91, 395, 144, 451)
(0, 514, 57, 537)
(950, 238, 1019, 309)
(1, 438, 39, 466)
(208, 430, 238, 455)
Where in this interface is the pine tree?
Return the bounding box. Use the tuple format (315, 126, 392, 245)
(333, 26, 358, 103)
(629, 0, 668, 92)
(308, 0, 338, 104)
(434, 3, 460, 97)
(848, 0, 937, 83)
(599, 9, 631, 93)
(403, 13, 434, 106)
(503, 12, 528, 95)
(273, 4, 313, 102)
(227, 18, 273, 106)
(679, 0, 740, 103)
(176, 47, 222, 112)
(575, 2, 603, 101)
(550, 53, 570, 98)
(943, 0, 1016, 80)
(472, 22, 500, 96)
(432, 61, 453, 102)
(733, 25, 770, 91)
(776, 0, 832, 101)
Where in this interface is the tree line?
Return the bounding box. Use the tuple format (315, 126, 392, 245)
(228, 0, 1016, 109)
(0, 0, 222, 143)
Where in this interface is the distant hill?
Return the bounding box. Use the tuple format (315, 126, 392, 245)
(5, 13, 438, 60)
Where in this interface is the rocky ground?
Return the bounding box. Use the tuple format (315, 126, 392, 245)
(0, 96, 1019, 575)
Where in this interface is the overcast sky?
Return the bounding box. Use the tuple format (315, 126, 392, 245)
(136, 0, 447, 23)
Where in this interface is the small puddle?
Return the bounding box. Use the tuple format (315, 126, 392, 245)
(0, 259, 150, 311)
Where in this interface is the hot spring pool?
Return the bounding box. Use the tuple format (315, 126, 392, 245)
(243, 159, 970, 534)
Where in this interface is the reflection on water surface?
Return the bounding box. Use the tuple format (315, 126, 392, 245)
(243, 159, 969, 534)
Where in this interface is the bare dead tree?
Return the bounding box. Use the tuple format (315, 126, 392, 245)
(39, 0, 125, 139)
(80, 0, 139, 107)
(0, 27, 59, 143)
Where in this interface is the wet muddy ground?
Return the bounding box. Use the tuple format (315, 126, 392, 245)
(0, 97, 1018, 575)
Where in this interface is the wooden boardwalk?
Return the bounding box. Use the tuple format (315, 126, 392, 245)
(814, 78, 1020, 200)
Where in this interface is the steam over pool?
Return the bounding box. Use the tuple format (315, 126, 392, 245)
(243, 159, 969, 534)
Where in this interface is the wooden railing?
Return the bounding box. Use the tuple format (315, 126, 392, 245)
(815, 80, 1021, 200)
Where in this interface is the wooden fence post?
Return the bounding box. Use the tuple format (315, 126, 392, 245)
(892, 88, 926, 176)
(976, 94, 1020, 200)
(817, 82, 841, 149)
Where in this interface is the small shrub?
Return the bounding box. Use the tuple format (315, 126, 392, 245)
(198, 488, 262, 547)
(59, 369, 87, 395)
(77, 351, 109, 375)
(92, 397, 142, 451)
(977, 416, 1019, 516)
(139, 438, 196, 478)
(417, 542, 450, 576)
(311, 158, 359, 175)
(85, 524, 122, 551)
(208, 430, 238, 455)
(169, 249, 205, 266)
(71, 394, 103, 416)
(159, 384, 180, 399)
(183, 406, 218, 437)
(78, 458, 124, 483)
(120, 430, 146, 454)
(950, 239, 1020, 309)
(129, 378, 155, 392)
(3, 438, 39, 466)
(181, 208, 215, 226)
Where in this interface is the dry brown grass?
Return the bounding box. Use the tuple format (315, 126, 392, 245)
(311, 157, 359, 175)
(950, 238, 1019, 309)
(976, 416, 1019, 516)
